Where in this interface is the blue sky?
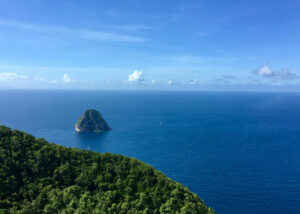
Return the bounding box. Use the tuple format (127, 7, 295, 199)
(0, 0, 300, 90)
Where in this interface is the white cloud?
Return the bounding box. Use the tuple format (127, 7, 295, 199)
(0, 71, 75, 87)
(0, 72, 28, 81)
(0, 18, 146, 42)
(0, 72, 54, 84)
(166, 80, 184, 86)
(63, 74, 72, 83)
(33, 76, 46, 82)
(128, 70, 144, 83)
(254, 65, 297, 80)
(256, 65, 272, 76)
(0, 72, 18, 80)
(188, 79, 198, 85)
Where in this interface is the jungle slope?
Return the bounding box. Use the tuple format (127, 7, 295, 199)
(0, 126, 214, 214)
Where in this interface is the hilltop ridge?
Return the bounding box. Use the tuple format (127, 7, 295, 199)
(0, 126, 214, 213)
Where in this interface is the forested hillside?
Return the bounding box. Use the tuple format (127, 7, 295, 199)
(0, 126, 214, 214)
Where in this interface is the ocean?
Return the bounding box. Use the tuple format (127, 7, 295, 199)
(0, 90, 300, 214)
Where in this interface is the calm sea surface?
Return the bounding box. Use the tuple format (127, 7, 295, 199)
(1, 90, 300, 214)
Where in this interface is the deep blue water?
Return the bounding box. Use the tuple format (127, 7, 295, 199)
(1, 90, 300, 214)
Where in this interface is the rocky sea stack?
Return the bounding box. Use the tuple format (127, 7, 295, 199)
(75, 109, 111, 133)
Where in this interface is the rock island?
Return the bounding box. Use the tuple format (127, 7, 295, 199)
(75, 109, 111, 133)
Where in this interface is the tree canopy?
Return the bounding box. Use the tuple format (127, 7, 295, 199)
(0, 126, 214, 214)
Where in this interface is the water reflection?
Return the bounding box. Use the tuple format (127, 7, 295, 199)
(75, 132, 109, 150)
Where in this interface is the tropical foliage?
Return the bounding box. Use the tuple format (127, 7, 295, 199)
(0, 126, 214, 213)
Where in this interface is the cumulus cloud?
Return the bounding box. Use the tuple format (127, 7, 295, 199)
(167, 80, 173, 85)
(0, 72, 55, 84)
(0, 72, 18, 80)
(63, 74, 72, 83)
(188, 79, 199, 85)
(0, 72, 28, 81)
(128, 70, 144, 83)
(253, 65, 297, 80)
(0, 72, 73, 86)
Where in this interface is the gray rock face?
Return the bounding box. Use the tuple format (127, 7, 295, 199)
(75, 109, 111, 133)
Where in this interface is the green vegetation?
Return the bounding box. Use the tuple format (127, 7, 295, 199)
(0, 126, 214, 214)
(75, 109, 111, 133)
